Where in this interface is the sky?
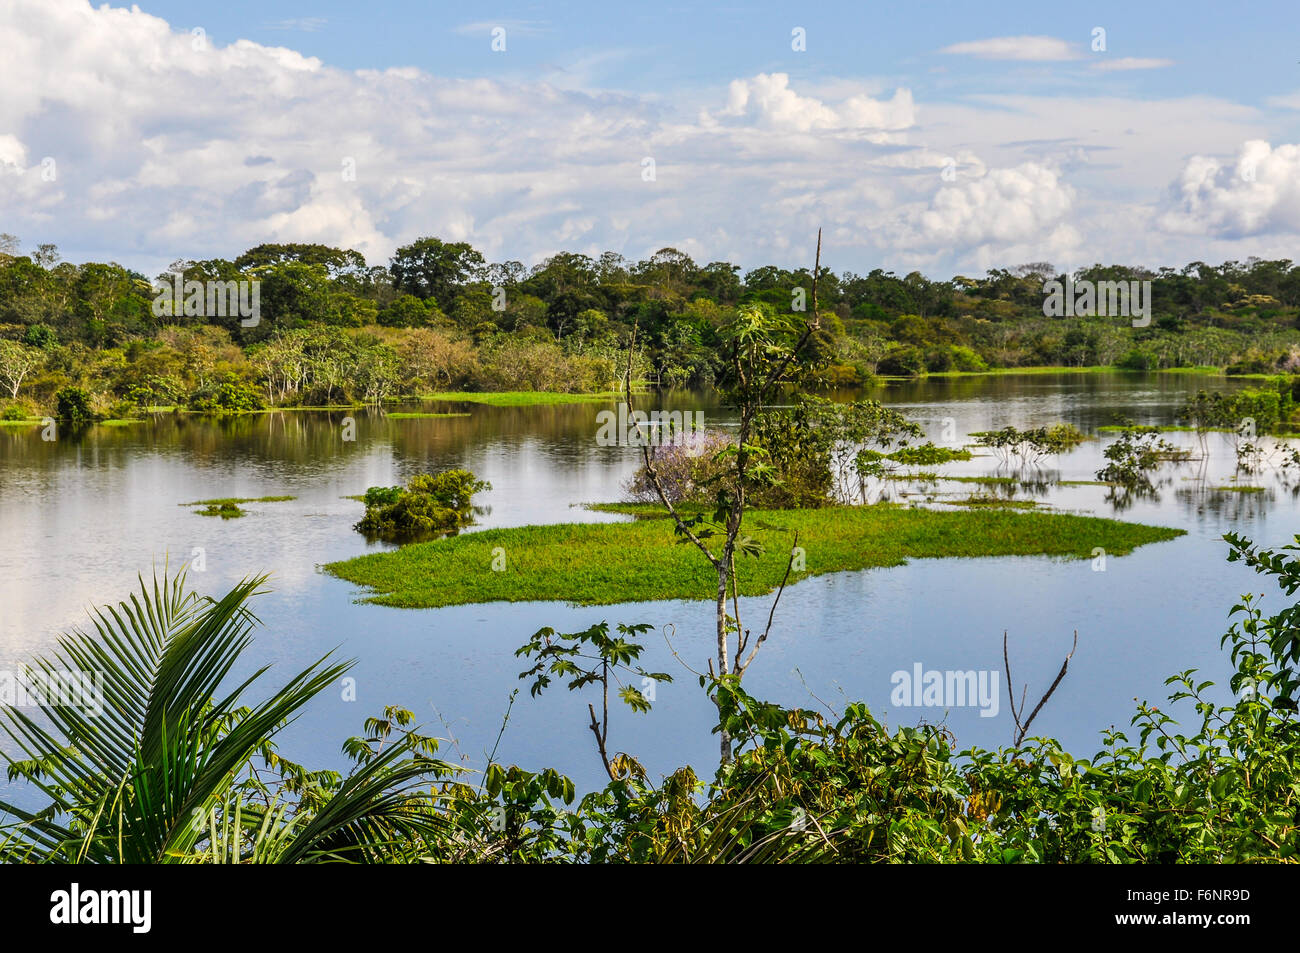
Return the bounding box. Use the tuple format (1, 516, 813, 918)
(3, 0, 1300, 279)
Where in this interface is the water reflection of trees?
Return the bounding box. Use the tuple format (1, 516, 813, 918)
(1102, 481, 1162, 513)
(0, 395, 728, 476)
(1174, 482, 1271, 520)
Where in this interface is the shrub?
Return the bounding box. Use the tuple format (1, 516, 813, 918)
(1226, 356, 1273, 376)
(355, 469, 490, 541)
(877, 344, 926, 377)
(189, 374, 266, 413)
(22, 324, 56, 349)
(1116, 348, 1157, 371)
(1096, 422, 1189, 488)
(972, 424, 1086, 468)
(948, 345, 989, 372)
(54, 386, 95, 423)
(822, 363, 863, 387)
(363, 485, 405, 507)
(887, 442, 972, 465)
(126, 374, 185, 408)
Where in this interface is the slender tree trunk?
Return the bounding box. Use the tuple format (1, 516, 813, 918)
(715, 564, 732, 762)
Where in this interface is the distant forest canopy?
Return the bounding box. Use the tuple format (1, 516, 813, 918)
(3, 232, 1300, 416)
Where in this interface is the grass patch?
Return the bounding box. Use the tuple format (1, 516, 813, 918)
(1059, 480, 1122, 487)
(1214, 485, 1266, 493)
(386, 412, 472, 419)
(420, 391, 622, 406)
(181, 495, 296, 506)
(99, 418, 146, 426)
(0, 418, 42, 427)
(324, 503, 1185, 608)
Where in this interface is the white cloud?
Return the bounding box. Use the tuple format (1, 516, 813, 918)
(888, 163, 1078, 260)
(2, 0, 1298, 279)
(939, 36, 1082, 62)
(1266, 91, 1300, 109)
(1091, 57, 1175, 72)
(1160, 140, 1300, 237)
(0, 134, 28, 168)
(715, 73, 914, 132)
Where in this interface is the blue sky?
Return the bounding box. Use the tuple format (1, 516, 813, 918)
(129, 0, 1295, 106)
(4, 1, 1300, 277)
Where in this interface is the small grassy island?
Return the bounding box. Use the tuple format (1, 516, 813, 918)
(324, 504, 1184, 608)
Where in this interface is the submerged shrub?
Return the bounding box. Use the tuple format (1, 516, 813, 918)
(1096, 422, 1189, 488)
(972, 424, 1085, 468)
(355, 469, 490, 541)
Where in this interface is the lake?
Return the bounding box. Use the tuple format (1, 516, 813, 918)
(0, 372, 1289, 800)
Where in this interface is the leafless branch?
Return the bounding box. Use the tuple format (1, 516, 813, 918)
(1004, 629, 1079, 746)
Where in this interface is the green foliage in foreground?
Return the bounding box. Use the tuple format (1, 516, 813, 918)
(0, 572, 456, 863)
(5, 533, 1300, 863)
(325, 504, 1184, 608)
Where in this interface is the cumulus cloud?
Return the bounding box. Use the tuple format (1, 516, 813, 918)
(0, 2, 936, 272)
(939, 36, 1081, 61)
(1, 0, 1296, 278)
(888, 163, 1078, 260)
(715, 73, 915, 132)
(1160, 140, 1300, 237)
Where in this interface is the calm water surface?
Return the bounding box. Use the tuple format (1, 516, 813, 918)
(1, 373, 1293, 799)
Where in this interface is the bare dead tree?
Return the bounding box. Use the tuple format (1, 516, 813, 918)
(1004, 629, 1079, 746)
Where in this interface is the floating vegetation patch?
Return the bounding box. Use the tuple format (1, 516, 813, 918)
(886, 443, 973, 465)
(197, 502, 246, 519)
(326, 503, 1182, 608)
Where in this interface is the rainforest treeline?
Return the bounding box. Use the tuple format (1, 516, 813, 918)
(3, 233, 1300, 417)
